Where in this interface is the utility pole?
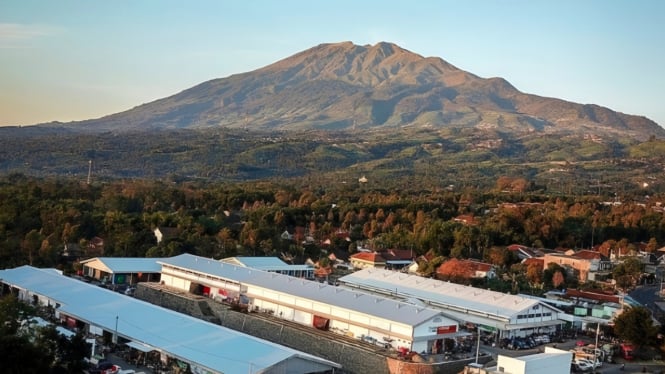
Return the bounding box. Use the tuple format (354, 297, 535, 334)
(475, 326, 481, 364)
(113, 315, 118, 344)
(87, 160, 92, 185)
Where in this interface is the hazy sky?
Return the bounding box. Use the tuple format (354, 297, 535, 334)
(1, 0, 664, 127)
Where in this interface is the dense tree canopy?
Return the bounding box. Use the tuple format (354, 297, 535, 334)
(1, 175, 664, 288)
(613, 306, 658, 349)
(0, 295, 90, 373)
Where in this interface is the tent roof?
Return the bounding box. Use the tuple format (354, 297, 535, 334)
(0, 265, 339, 374)
(161, 253, 442, 327)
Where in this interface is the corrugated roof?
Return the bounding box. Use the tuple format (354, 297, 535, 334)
(222, 257, 312, 271)
(339, 268, 543, 320)
(160, 254, 442, 327)
(79, 257, 164, 274)
(350, 252, 386, 263)
(0, 265, 339, 374)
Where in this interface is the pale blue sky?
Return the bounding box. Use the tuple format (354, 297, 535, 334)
(1, 0, 664, 127)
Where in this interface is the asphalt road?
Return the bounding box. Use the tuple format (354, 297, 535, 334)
(629, 283, 663, 313)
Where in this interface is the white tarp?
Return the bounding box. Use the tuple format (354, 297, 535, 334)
(126, 340, 155, 353)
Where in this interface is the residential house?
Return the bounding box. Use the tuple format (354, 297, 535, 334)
(542, 250, 611, 282)
(349, 252, 386, 269)
(436, 258, 496, 280)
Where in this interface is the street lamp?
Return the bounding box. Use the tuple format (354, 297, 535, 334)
(593, 323, 600, 373)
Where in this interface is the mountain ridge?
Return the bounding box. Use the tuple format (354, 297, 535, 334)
(32, 41, 662, 140)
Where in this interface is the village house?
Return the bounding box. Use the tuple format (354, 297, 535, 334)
(542, 249, 611, 282)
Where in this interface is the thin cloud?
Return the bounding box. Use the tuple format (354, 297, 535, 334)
(0, 23, 58, 48)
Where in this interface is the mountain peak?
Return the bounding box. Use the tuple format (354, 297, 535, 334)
(260, 40, 466, 89)
(61, 41, 662, 140)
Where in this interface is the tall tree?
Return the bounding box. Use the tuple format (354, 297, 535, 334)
(613, 306, 658, 349)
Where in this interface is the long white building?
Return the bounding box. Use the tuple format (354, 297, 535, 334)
(159, 253, 462, 353)
(339, 268, 565, 339)
(0, 265, 340, 374)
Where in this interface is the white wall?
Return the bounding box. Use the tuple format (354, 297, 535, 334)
(161, 273, 189, 290)
(246, 283, 415, 348)
(496, 348, 572, 374)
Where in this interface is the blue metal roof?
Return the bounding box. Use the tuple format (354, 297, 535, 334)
(80, 257, 164, 274)
(160, 254, 443, 327)
(222, 256, 313, 272)
(0, 265, 339, 374)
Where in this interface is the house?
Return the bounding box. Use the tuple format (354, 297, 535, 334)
(349, 252, 386, 269)
(464, 259, 497, 279)
(436, 259, 496, 280)
(543, 250, 611, 282)
(381, 249, 414, 270)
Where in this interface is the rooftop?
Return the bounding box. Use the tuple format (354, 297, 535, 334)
(79, 257, 165, 274)
(0, 265, 339, 374)
(339, 268, 549, 320)
(160, 253, 443, 327)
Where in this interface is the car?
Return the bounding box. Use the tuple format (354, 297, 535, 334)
(572, 360, 593, 372)
(574, 360, 594, 371)
(124, 287, 136, 296)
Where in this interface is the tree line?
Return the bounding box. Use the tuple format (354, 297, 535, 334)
(1, 173, 664, 275)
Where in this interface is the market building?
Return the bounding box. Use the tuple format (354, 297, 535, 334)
(338, 268, 565, 339)
(158, 253, 462, 353)
(0, 265, 340, 374)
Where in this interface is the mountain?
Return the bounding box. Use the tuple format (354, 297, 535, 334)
(47, 41, 662, 140)
(4, 41, 665, 188)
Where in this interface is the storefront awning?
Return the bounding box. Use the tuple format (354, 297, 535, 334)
(504, 319, 566, 330)
(126, 340, 155, 353)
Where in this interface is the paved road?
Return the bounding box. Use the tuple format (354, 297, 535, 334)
(630, 283, 663, 314)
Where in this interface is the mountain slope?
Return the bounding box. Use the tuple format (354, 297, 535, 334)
(52, 41, 662, 140)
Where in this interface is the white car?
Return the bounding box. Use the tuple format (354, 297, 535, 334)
(575, 358, 601, 370)
(573, 360, 593, 372)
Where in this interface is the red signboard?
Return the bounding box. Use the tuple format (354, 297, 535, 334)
(436, 325, 457, 334)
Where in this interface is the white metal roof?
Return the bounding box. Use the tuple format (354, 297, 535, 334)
(222, 256, 313, 271)
(0, 265, 339, 374)
(79, 257, 164, 274)
(339, 268, 547, 320)
(160, 254, 443, 327)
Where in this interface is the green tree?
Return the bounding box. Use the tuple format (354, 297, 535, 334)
(613, 306, 657, 349)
